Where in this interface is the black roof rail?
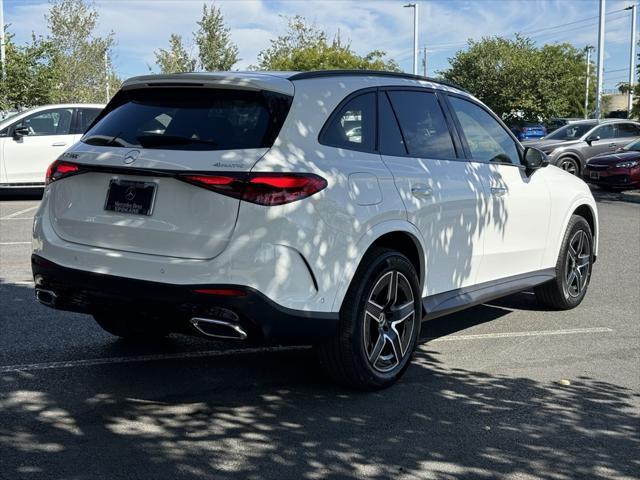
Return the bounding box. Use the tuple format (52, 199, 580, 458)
(288, 70, 468, 92)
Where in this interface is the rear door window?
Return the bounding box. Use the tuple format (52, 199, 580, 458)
(615, 122, 640, 138)
(386, 90, 456, 159)
(82, 88, 292, 151)
(74, 108, 102, 134)
(320, 92, 376, 152)
(448, 96, 520, 165)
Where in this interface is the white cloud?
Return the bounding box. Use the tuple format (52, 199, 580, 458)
(3, 0, 636, 88)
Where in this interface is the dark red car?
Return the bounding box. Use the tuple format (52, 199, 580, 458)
(584, 138, 640, 190)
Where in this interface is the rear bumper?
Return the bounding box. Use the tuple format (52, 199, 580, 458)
(32, 254, 338, 345)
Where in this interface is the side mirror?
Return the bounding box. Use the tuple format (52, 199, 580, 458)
(13, 125, 29, 139)
(586, 135, 600, 145)
(522, 147, 549, 175)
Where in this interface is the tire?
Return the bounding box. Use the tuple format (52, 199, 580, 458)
(93, 312, 169, 340)
(535, 215, 593, 310)
(315, 247, 422, 389)
(558, 156, 581, 176)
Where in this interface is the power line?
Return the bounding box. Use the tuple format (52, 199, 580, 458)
(423, 7, 630, 52)
(605, 67, 630, 73)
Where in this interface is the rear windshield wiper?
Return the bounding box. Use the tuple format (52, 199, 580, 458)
(136, 134, 219, 148)
(83, 133, 128, 147)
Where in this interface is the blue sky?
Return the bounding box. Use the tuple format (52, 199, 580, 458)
(4, 0, 637, 91)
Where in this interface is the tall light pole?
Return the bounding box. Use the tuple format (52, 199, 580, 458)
(584, 45, 594, 118)
(625, 4, 636, 118)
(404, 3, 418, 75)
(595, 0, 606, 119)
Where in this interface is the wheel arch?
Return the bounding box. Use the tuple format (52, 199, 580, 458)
(551, 199, 599, 266)
(572, 203, 598, 260)
(330, 221, 425, 312)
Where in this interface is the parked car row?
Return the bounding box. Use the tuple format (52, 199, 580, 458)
(522, 119, 640, 180)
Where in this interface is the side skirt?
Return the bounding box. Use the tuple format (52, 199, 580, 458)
(422, 268, 555, 321)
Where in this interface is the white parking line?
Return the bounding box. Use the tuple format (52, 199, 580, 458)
(0, 346, 307, 373)
(0, 241, 31, 245)
(0, 205, 38, 220)
(426, 327, 613, 342)
(0, 327, 614, 374)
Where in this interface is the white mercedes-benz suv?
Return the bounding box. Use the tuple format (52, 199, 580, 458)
(32, 71, 598, 388)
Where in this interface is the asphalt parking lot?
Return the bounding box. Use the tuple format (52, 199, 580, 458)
(0, 190, 638, 480)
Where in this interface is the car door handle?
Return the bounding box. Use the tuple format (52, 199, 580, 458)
(51, 142, 67, 147)
(491, 186, 507, 196)
(411, 185, 433, 198)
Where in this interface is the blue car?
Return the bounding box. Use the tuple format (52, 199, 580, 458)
(511, 122, 547, 141)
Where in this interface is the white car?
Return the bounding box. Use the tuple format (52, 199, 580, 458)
(0, 104, 103, 188)
(32, 71, 598, 388)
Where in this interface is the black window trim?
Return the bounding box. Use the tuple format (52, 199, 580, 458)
(379, 90, 408, 156)
(444, 92, 525, 168)
(318, 87, 379, 154)
(318, 85, 465, 161)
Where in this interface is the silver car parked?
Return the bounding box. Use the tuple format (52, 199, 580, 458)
(523, 119, 640, 176)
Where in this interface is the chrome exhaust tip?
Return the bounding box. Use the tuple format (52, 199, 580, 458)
(190, 317, 248, 340)
(35, 288, 58, 307)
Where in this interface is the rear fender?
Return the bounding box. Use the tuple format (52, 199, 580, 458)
(330, 220, 425, 312)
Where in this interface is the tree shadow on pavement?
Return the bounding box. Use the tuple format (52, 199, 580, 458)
(0, 334, 638, 480)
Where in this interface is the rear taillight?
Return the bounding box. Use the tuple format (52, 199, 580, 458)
(180, 173, 327, 206)
(45, 160, 81, 185)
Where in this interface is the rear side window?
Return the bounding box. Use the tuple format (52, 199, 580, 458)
(448, 96, 520, 165)
(616, 123, 640, 138)
(387, 90, 456, 159)
(74, 108, 101, 134)
(320, 92, 376, 152)
(82, 88, 292, 151)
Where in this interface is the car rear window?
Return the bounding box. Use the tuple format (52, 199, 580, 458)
(82, 87, 292, 151)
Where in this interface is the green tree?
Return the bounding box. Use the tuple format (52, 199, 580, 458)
(0, 32, 58, 110)
(255, 15, 399, 72)
(46, 0, 118, 103)
(154, 34, 196, 73)
(440, 36, 595, 121)
(195, 3, 239, 71)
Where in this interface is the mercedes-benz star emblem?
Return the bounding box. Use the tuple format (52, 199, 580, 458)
(124, 186, 137, 201)
(123, 150, 140, 165)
